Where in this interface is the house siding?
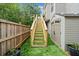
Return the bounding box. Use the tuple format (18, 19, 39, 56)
(43, 3, 79, 50)
(65, 17, 79, 44)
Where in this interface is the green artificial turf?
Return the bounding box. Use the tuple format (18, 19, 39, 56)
(20, 35, 67, 56)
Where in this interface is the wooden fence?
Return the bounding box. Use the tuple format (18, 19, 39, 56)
(0, 19, 30, 55)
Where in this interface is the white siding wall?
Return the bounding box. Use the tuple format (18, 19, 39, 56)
(51, 21, 55, 39)
(50, 3, 55, 21)
(44, 3, 79, 20)
(54, 3, 79, 14)
(54, 22, 61, 46)
(51, 15, 65, 49)
(55, 3, 66, 14)
(60, 16, 65, 49)
(47, 21, 51, 35)
(65, 17, 79, 44)
(66, 3, 79, 14)
(44, 3, 79, 50)
(45, 4, 51, 21)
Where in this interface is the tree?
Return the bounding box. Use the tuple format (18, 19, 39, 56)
(19, 3, 40, 25)
(0, 3, 40, 25)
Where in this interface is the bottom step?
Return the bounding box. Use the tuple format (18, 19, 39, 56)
(33, 42, 44, 45)
(31, 45, 47, 47)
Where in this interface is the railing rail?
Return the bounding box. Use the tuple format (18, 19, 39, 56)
(41, 15, 48, 46)
(0, 19, 30, 55)
(31, 15, 37, 46)
(41, 16, 47, 30)
(31, 15, 37, 30)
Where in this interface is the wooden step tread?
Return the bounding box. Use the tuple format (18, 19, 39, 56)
(34, 35, 44, 37)
(35, 34, 44, 37)
(35, 33, 43, 34)
(35, 32, 43, 34)
(35, 34, 43, 36)
(36, 30, 43, 31)
(34, 39, 44, 40)
(34, 36, 44, 39)
(33, 42, 44, 44)
(34, 40, 44, 42)
(36, 27, 42, 28)
(33, 43, 44, 45)
(34, 38, 44, 40)
(31, 45, 46, 47)
(36, 30, 43, 32)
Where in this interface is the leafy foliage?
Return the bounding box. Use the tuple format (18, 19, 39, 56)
(0, 3, 40, 25)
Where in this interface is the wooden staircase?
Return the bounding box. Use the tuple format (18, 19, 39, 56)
(31, 15, 48, 47)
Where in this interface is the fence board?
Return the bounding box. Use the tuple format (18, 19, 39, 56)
(0, 43, 1, 55)
(0, 19, 30, 55)
(6, 24, 11, 52)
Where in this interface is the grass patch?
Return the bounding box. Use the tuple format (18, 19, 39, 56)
(20, 35, 67, 56)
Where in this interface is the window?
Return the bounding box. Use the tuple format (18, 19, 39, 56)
(53, 31, 55, 35)
(52, 22, 54, 24)
(55, 21, 60, 23)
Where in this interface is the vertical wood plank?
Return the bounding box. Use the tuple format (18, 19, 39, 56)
(1, 23, 7, 55)
(13, 25, 15, 48)
(0, 23, 3, 55)
(10, 24, 13, 49)
(20, 26, 22, 43)
(0, 22, 1, 39)
(5, 23, 8, 52)
(6, 24, 11, 51)
(0, 43, 1, 55)
(0, 23, 1, 55)
(14, 25, 16, 47)
(11, 24, 14, 49)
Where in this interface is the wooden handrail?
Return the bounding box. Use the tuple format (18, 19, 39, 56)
(41, 15, 47, 30)
(31, 15, 37, 46)
(40, 15, 48, 46)
(31, 15, 37, 30)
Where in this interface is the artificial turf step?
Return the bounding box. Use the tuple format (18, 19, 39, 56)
(33, 40, 44, 42)
(33, 42, 44, 45)
(31, 45, 46, 47)
(33, 40, 44, 45)
(34, 37, 44, 40)
(35, 34, 44, 37)
(35, 32, 43, 34)
(35, 30, 43, 32)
